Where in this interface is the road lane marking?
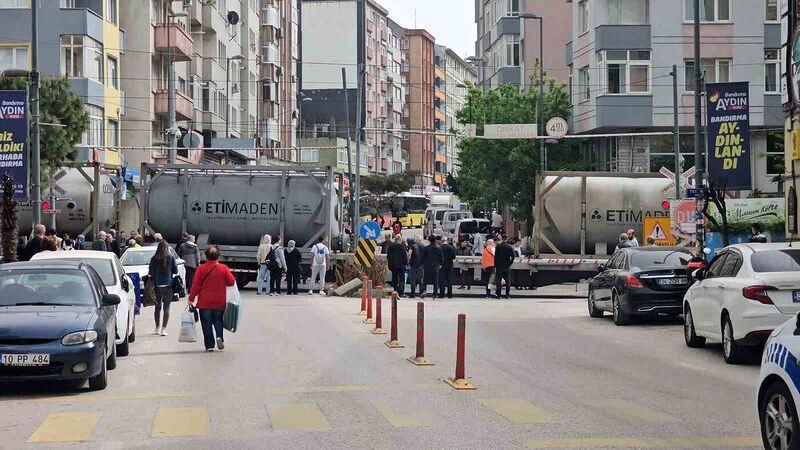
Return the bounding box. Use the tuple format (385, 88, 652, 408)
(592, 399, 677, 423)
(371, 400, 444, 428)
(525, 436, 760, 449)
(267, 403, 331, 431)
(36, 391, 209, 403)
(479, 399, 554, 424)
(151, 408, 209, 437)
(264, 384, 448, 394)
(27, 412, 101, 443)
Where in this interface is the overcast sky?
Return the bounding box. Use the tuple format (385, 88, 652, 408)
(378, 0, 476, 58)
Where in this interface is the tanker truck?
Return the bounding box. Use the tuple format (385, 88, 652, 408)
(140, 163, 345, 286)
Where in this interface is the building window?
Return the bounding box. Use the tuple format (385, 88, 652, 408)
(608, 0, 648, 24)
(106, 0, 117, 24)
(61, 35, 103, 83)
(82, 105, 104, 147)
(684, 58, 731, 91)
(107, 119, 119, 147)
(0, 46, 28, 71)
(0, 0, 27, 7)
(578, 66, 590, 102)
(578, 0, 589, 34)
(191, 75, 202, 109)
(765, 49, 779, 93)
(599, 50, 651, 94)
(767, 132, 785, 175)
(218, 41, 226, 67)
(766, 0, 778, 21)
(202, 81, 217, 112)
(60, 0, 76, 7)
(684, 0, 730, 22)
(107, 55, 117, 89)
(496, 0, 519, 18)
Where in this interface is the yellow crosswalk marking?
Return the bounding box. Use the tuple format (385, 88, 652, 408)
(27, 412, 100, 443)
(268, 403, 331, 431)
(37, 391, 208, 403)
(151, 407, 209, 437)
(592, 399, 677, 423)
(480, 399, 554, 424)
(371, 400, 443, 428)
(525, 436, 761, 449)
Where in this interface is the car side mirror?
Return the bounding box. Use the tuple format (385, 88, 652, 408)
(794, 312, 800, 336)
(692, 269, 704, 280)
(121, 277, 130, 292)
(102, 294, 121, 306)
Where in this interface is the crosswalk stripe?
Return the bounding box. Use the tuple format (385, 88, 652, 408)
(525, 436, 761, 449)
(27, 412, 100, 443)
(526, 437, 660, 449)
(267, 403, 331, 431)
(37, 391, 208, 403)
(371, 400, 444, 428)
(480, 399, 554, 424)
(592, 399, 677, 423)
(151, 407, 209, 437)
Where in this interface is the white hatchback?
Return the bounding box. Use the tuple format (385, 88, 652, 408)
(684, 243, 800, 364)
(31, 250, 137, 357)
(757, 315, 800, 450)
(119, 246, 186, 292)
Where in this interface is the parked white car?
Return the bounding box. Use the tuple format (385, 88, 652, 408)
(756, 314, 800, 450)
(119, 246, 186, 293)
(684, 243, 800, 364)
(31, 250, 137, 357)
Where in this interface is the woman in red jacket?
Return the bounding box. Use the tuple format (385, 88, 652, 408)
(188, 246, 236, 351)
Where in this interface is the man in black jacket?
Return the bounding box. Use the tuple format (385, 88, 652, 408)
(493, 235, 516, 299)
(407, 236, 424, 298)
(24, 224, 46, 261)
(421, 235, 443, 299)
(438, 237, 456, 298)
(386, 235, 408, 296)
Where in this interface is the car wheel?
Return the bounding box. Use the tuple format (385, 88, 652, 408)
(612, 289, 630, 326)
(128, 320, 136, 343)
(588, 288, 604, 318)
(107, 338, 117, 370)
(760, 379, 800, 450)
(88, 354, 107, 391)
(116, 326, 130, 357)
(683, 305, 706, 348)
(722, 315, 747, 364)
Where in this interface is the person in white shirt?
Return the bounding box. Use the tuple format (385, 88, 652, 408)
(491, 211, 503, 235)
(309, 237, 331, 294)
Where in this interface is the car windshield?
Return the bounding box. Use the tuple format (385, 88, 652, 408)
(120, 249, 156, 266)
(435, 210, 447, 220)
(460, 221, 490, 234)
(630, 251, 692, 270)
(51, 259, 116, 287)
(751, 250, 800, 273)
(0, 270, 95, 307)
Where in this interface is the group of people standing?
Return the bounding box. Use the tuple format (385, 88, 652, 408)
(16, 225, 83, 261)
(255, 235, 331, 296)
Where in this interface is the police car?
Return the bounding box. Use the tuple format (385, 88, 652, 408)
(757, 313, 800, 450)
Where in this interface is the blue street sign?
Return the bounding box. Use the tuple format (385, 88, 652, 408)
(687, 187, 701, 199)
(359, 220, 381, 240)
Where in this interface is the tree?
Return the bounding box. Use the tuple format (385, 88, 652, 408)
(701, 183, 730, 247)
(452, 61, 578, 230)
(0, 77, 89, 178)
(361, 170, 419, 194)
(1, 173, 19, 263)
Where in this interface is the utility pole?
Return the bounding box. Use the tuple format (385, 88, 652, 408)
(693, 0, 704, 254)
(30, 0, 41, 227)
(671, 65, 680, 199)
(354, 63, 364, 246)
(342, 68, 354, 228)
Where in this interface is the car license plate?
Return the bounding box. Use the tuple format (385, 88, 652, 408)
(0, 353, 50, 366)
(658, 278, 687, 286)
(793, 291, 800, 303)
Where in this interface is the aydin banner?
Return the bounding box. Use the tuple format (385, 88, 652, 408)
(0, 90, 28, 199)
(705, 82, 752, 190)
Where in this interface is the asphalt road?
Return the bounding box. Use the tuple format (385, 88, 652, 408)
(0, 284, 762, 449)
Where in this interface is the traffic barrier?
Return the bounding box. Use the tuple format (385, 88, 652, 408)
(444, 314, 476, 390)
(371, 286, 386, 335)
(362, 280, 375, 325)
(407, 302, 433, 366)
(385, 292, 404, 348)
(358, 277, 368, 316)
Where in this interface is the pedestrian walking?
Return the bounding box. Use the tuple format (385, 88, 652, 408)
(188, 245, 236, 352)
(392, 218, 402, 237)
(90, 231, 107, 251)
(749, 223, 768, 243)
(482, 239, 496, 299)
(472, 232, 485, 256)
(407, 236, 424, 298)
(24, 224, 46, 260)
(439, 237, 456, 298)
(256, 234, 272, 296)
(493, 236, 515, 299)
(105, 233, 118, 255)
(456, 239, 473, 289)
(386, 234, 407, 296)
(421, 235, 443, 299)
(380, 233, 392, 254)
(268, 236, 287, 295)
(626, 229, 640, 247)
(491, 210, 503, 236)
(149, 241, 178, 336)
(179, 235, 201, 294)
(308, 237, 330, 294)
(284, 240, 302, 295)
(47, 229, 62, 249)
(616, 233, 634, 251)
(75, 234, 85, 251)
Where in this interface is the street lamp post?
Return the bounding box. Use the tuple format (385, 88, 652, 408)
(520, 13, 545, 172)
(225, 54, 245, 138)
(166, 11, 188, 164)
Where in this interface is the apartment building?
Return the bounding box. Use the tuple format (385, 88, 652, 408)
(445, 48, 478, 175)
(433, 45, 448, 185)
(566, 0, 783, 194)
(474, 0, 572, 90)
(403, 29, 436, 186)
(0, 0, 125, 165)
(386, 18, 407, 174)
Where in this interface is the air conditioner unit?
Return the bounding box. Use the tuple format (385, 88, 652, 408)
(183, 0, 192, 8)
(276, 28, 283, 40)
(276, 67, 283, 77)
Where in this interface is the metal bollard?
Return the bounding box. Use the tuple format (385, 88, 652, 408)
(371, 287, 386, 334)
(385, 292, 404, 348)
(407, 302, 433, 365)
(444, 314, 476, 390)
(362, 280, 375, 324)
(358, 276, 368, 316)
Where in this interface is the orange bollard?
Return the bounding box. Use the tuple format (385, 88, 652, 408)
(444, 314, 476, 390)
(358, 276, 368, 316)
(371, 286, 386, 334)
(407, 302, 433, 365)
(385, 292, 404, 348)
(362, 280, 375, 324)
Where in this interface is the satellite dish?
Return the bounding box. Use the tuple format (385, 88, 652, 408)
(227, 11, 240, 25)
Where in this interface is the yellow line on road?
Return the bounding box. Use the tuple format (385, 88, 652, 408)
(592, 399, 677, 423)
(268, 403, 331, 431)
(27, 412, 100, 443)
(36, 391, 209, 403)
(480, 399, 554, 424)
(525, 436, 761, 449)
(371, 400, 444, 428)
(151, 407, 209, 438)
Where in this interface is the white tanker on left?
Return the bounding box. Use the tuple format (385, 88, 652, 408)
(16, 168, 115, 238)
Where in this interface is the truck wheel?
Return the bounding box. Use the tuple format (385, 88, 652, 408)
(235, 273, 251, 288)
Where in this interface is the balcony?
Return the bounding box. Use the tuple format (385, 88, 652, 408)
(263, 4, 281, 29)
(155, 89, 194, 121)
(154, 23, 194, 62)
(262, 43, 279, 65)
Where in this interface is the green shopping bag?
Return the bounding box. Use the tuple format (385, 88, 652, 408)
(223, 283, 242, 333)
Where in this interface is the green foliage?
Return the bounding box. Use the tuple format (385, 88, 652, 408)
(452, 61, 579, 224)
(1, 173, 19, 262)
(361, 170, 419, 195)
(0, 77, 89, 178)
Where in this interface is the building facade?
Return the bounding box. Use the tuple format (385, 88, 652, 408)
(0, 0, 125, 165)
(386, 18, 407, 174)
(434, 44, 447, 185)
(566, 0, 783, 194)
(445, 48, 478, 175)
(403, 29, 436, 186)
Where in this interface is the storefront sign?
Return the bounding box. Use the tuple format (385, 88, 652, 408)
(0, 90, 28, 199)
(707, 198, 785, 227)
(705, 82, 752, 190)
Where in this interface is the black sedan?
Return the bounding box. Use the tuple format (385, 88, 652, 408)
(588, 247, 693, 325)
(0, 261, 120, 390)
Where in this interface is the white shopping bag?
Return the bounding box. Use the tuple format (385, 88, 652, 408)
(224, 283, 243, 333)
(178, 307, 197, 343)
